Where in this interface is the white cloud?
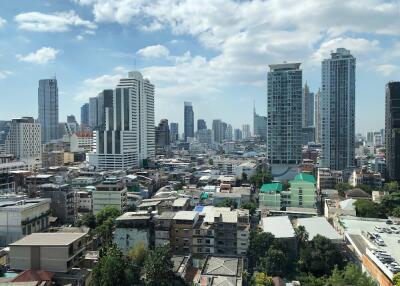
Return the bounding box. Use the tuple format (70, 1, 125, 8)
(14, 11, 96, 32)
(137, 45, 170, 58)
(376, 64, 399, 77)
(17, 47, 59, 64)
(75, 71, 123, 100)
(0, 70, 12, 80)
(0, 17, 6, 28)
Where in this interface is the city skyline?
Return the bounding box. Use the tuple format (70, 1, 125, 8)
(1, 1, 399, 134)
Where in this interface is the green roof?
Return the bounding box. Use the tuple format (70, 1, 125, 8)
(200, 192, 209, 199)
(293, 173, 316, 183)
(260, 182, 283, 193)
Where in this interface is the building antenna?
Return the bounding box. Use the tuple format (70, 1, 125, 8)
(253, 99, 256, 114)
(134, 57, 137, 71)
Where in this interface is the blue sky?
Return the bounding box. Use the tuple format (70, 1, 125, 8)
(0, 0, 399, 134)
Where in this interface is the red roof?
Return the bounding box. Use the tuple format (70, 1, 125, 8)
(74, 131, 93, 138)
(12, 270, 54, 282)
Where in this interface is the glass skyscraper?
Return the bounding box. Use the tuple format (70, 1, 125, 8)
(38, 78, 59, 143)
(184, 102, 194, 141)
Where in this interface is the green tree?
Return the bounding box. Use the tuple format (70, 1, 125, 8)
(392, 206, 400, 218)
(354, 200, 386, 218)
(383, 181, 399, 193)
(91, 244, 138, 286)
(128, 241, 148, 267)
(393, 272, 400, 286)
(96, 206, 121, 226)
(381, 192, 400, 215)
(250, 170, 273, 188)
(143, 244, 174, 286)
(208, 158, 214, 165)
(252, 272, 274, 286)
(96, 217, 116, 244)
(242, 201, 257, 216)
(81, 213, 96, 229)
(298, 235, 344, 277)
(357, 184, 373, 195)
(260, 247, 288, 277)
(336, 182, 352, 197)
(216, 198, 238, 209)
(247, 231, 275, 273)
(326, 264, 377, 286)
(297, 274, 326, 286)
(294, 225, 309, 250)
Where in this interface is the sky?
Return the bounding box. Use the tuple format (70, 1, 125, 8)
(0, 0, 400, 134)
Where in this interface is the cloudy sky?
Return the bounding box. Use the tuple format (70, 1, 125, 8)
(0, 0, 399, 134)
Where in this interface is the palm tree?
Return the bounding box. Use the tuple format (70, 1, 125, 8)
(295, 225, 309, 249)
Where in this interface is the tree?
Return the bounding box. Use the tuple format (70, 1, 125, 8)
(216, 198, 238, 209)
(393, 272, 400, 286)
(91, 244, 138, 286)
(294, 225, 309, 250)
(252, 272, 274, 286)
(96, 217, 116, 245)
(81, 213, 96, 229)
(381, 192, 400, 215)
(260, 247, 288, 277)
(354, 200, 386, 218)
(128, 241, 148, 267)
(247, 231, 275, 273)
(297, 274, 326, 286)
(336, 182, 352, 197)
(96, 206, 121, 226)
(242, 201, 257, 216)
(242, 172, 248, 183)
(250, 170, 273, 188)
(298, 235, 344, 277)
(326, 264, 377, 286)
(392, 206, 400, 218)
(143, 244, 174, 286)
(383, 181, 399, 193)
(208, 158, 214, 165)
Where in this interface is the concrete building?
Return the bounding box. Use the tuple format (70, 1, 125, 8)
(114, 211, 153, 254)
(212, 119, 224, 144)
(89, 96, 98, 129)
(38, 184, 76, 224)
(321, 48, 356, 170)
(317, 168, 343, 190)
(196, 255, 243, 286)
(154, 211, 175, 246)
(5, 117, 42, 170)
(253, 107, 267, 141)
(80, 103, 89, 129)
(170, 122, 179, 143)
(242, 124, 251, 139)
(349, 168, 383, 189)
(302, 82, 314, 128)
(267, 63, 302, 176)
(9, 232, 87, 273)
(233, 129, 242, 141)
(70, 131, 94, 153)
(171, 211, 199, 255)
(76, 191, 92, 213)
(197, 119, 207, 131)
(184, 102, 194, 141)
(38, 78, 59, 143)
(0, 199, 50, 246)
(155, 119, 170, 150)
(225, 124, 233, 142)
(197, 129, 213, 145)
(314, 89, 321, 143)
(288, 173, 317, 208)
(92, 178, 127, 214)
(91, 71, 155, 170)
(385, 81, 400, 182)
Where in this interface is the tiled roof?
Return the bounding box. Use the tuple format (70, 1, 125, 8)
(260, 182, 282, 193)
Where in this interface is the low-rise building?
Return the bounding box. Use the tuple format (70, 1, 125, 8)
(154, 211, 175, 246)
(0, 199, 50, 246)
(92, 178, 127, 214)
(76, 191, 92, 213)
(349, 168, 383, 189)
(288, 173, 317, 208)
(171, 211, 199, 255)
(259, 182, 282, 210)
(317, 168, 343, 190)
(9, 232, 87, 273)
(70, 132, 94, 153)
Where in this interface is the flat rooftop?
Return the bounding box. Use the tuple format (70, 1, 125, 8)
(10, 233, 86, 246)
(173, 211, 198, 221)
(297, 217, 341, 241)
(262, 216, 295, 238)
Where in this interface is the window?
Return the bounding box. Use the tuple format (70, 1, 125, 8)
(197, 238, 202, 243)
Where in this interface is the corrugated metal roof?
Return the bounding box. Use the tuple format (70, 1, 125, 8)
(260, 182, 282, 193)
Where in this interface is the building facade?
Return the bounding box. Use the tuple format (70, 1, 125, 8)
(385, 81, 400, 182)
(254, 108, 267, 141)
(170, 122, 179, 143)
(155, 119, 170, 149)
(5, 117, 42, 169)
(197, 119, 207, 131)
(302, 82, 314, 128)
(321, 48, 356, 170)
(80, 103, 89, 128)
(184, 102, 194, 141)
(267, 63, 302, 166)
(38, 79, 59, 143)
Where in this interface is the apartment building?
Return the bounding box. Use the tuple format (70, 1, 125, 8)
(9, 232, 86, 273)
(154, 211, 175, 246)
(317, 168, 343, 190)
(171, 211, 199, 255)
(349, 168, 383, 189)
(92, 178, 127, 214)
(0, 199, 50, 246)
(70, 131, 94, 152)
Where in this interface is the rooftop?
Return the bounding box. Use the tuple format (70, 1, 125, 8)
(293, 173, 316, 184)
(262, 216, 295, 238)
(297, 217, 341, 241)
(260, 182, 282, 193)
(173, 211, 198, 221)
(10, 232, 86, 246)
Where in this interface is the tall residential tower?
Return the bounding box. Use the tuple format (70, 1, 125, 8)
(321, 48, 356, 170)
(184, 102, 194, 141)
(38, 78, 59, 143)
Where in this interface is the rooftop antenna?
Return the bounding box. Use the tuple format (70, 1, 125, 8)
(134, 57, 137, 71)
(253, 100, 256, 114)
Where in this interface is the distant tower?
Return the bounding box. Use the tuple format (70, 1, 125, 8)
(302, 82, 314, 128)
(38, 78, 59, 143)
(197, 119, 207, 131)
(80, 103, 89, 128)
(184, 102, 194, 141)
(321, 48, 355, 170)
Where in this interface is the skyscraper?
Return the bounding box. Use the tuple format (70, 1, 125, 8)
(234, 129, 242, 141)
(184, 102, 194, 141)
(212, 119, 223, 143)
(97, 89, 114, 131)
(314, 89, 321, 143)
(321, 48, 356, 170)
(90, 71, 155, 170)
(385, 81, 400, 182)
(170, 122, 179, 143)
(80, 103, 89, 128)
(89, 97, 98, 128)
(5, 117, 41, 169)
(225, 124, 233, 141)
(38, 78, 59, 143)
(155, 119, 170, 149)
(302, 82, 314, 127)
(197, 119, 207, 131)
(254, 106, 267, 141)
(267, 63, 302, 166)
(242, 124, 251, 139)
